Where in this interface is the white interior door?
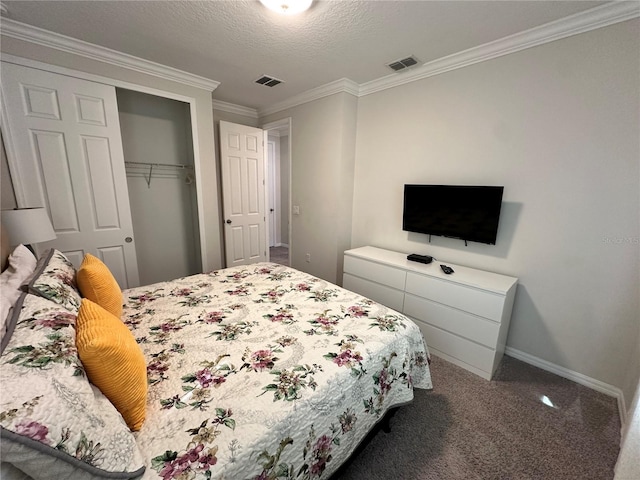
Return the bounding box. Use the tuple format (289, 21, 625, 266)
(219, 120, 267, 267)
(1, 62, 140, 288)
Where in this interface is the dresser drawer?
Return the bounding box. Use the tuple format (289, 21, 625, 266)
(413, 320, 495, 374)
(404, 293, 500, 348)
(344, 255, 406, 290)
(343, 246, 517, 381)
(405, 272, 504, 322)
(343, 273, 404, 312)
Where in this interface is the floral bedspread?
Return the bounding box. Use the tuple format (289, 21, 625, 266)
(124, 263, 432, 480)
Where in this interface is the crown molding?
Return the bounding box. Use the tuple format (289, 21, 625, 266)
(258, 78, 359, 117)
(359, 1, 640, 97)
(262, 117, 291, 135)
(2, 1, 636, 115)
(258, 2, 638, 115)
(0, 18, 220, 92)
(212, 99, 259, 118)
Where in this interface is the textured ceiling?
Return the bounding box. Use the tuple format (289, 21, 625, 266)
(2, 0, 608, 111)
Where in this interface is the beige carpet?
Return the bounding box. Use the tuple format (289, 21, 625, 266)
(270, 246, 289, 266)
(332, 355, 620, 479)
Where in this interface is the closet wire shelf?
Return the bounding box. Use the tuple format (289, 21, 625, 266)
(124, 161, 195, 187)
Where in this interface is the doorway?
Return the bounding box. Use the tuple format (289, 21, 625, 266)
(262, 119, 291, 267)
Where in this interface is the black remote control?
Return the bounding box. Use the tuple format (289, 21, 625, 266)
(440, 264, 454, 274)
(407, 254, 433, 264)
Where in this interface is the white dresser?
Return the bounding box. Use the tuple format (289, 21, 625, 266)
(343, 246, 518, 380)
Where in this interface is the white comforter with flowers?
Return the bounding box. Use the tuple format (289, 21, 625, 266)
(123, 263, 432, 480)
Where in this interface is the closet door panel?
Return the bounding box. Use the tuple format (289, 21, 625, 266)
(230, 226, 244, 262)
(228, 156, 243, 215)
(248, 224, 260, 258)
(74, 94, 107, 126)
(63, 250, 86, 269)
(97, 246, 128, 288)
(2, 62, 140, 288)
(247, 157, 260, 214)
(80, 135, 121, 230)
(22, 84, 61, 120)
(29, 130, 79, 233)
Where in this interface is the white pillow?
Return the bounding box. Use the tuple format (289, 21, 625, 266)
(1, 245, 37, 337)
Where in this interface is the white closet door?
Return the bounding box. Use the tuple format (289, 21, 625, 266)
(219, 120, 267, 267)
(1, 62, 140, 289)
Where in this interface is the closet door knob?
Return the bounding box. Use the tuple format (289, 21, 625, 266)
(226, 219, 232, 224)
(125, 237, 133, 243)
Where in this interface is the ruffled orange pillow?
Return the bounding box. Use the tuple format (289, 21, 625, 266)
(76, 298, 147, 431)
(76, 254, 123, 318)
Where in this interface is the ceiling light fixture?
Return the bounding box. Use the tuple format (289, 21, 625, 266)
(260, 0, 312, 15)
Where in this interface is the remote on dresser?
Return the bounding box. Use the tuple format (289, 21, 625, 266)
(440, 264, 454, 274)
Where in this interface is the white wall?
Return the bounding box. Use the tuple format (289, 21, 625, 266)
(117, 89, 201, 285)
(351, 20, 640, 402)
(0, 35, 223, 271)
(261, 92, 358, 282)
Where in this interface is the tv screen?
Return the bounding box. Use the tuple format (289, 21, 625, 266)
(402, 185, 504, 245)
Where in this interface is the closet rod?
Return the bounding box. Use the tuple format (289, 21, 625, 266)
(124, 161, 194, 169)
(125, 161, 194, 188)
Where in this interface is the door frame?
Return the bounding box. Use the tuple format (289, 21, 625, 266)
(261, 117, 292, 264)
(0, 54, 210, 271)
(266, 139, 278, 247)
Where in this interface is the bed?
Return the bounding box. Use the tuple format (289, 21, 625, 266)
(0, 247, 432, 480)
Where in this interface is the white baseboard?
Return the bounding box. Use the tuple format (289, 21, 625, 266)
(505, 347, 627, 427)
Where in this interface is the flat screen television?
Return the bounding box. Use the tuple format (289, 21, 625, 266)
(402, 185, 504, 245)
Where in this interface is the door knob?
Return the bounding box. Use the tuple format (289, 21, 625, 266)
(226, 219, 232, 224)
(270, 208, 274, 212)
(125, 237, 133, 243)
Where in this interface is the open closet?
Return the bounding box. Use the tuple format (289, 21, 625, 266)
(1, 61, 204, 288)
(117, 89, 201, 285)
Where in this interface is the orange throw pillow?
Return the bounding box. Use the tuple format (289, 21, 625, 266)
(76, 298, 147, 431)
(76, 253, 123, 318)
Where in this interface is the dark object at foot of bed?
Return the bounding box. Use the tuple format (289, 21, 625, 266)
(380, 407, 398, 433)
(329, 406, 400, 478)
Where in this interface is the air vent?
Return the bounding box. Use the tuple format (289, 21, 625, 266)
(255, 75, 284, 87)
(387, 56, 419, 72)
